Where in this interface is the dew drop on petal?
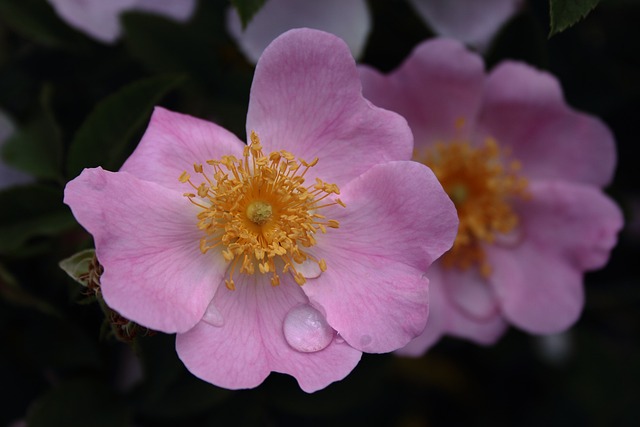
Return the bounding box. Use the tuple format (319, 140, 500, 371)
(202, 301, 224, 327)
(360, 334, 372, 347)
(283, 304, 335, 353)
(295, 259, 322, 279)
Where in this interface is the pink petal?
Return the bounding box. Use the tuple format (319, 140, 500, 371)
(119, 107, 246, 192)
(440, 264, 500, 321)
(477, 62, 617, 187)
(303, 161, 458, 353)
(408, 0, 523, 51)
(359, 38, 485, 149)
(395, 267, 448, 356)
(396, 264, 507, 356)
(64, 167, 224, 333)
(444, 294, 507, 345)
(487, 180, 623, 333)
(437, 265, 507, 344)
(176, 275, 362, 393)
(135, 0, 197, 22)
(227, 0, 371, 64)
(516, 180, 623, 272)
(47, 0, 135, 43)
(246, 28, 413, 187)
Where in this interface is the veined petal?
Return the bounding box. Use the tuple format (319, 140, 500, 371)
(64, 167, 224, 333)
(176, 275, 362, 393)
(303, 161, 458, 353)
(487, 180, 623, 333)
(227, 0, 370, 63)
(478, 62, 617, 187)
(408, 0, 523, 51)
(120, 107, 246, 192)
(359, 38, 485, 149)
(246, 28, 413, 187)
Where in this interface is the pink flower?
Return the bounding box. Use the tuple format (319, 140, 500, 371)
(408, 0, 523, 51)
(64, 29, 458, 391)
(227, 0, 371, 64)
(359, 38, 623, 354)
(47, 0, 197, 43)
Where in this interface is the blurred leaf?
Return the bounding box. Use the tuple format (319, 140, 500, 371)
(26, 378, 132, 427)
(122, 13, 220, 94)
(1, 86, 63, 182)
(0, 0, 91, 50)
(66, 74, 185, 178)
(24, 316, 103, 371)
(230, 0, 266, 28)
(0, 263, 60, 316)
(133, 334, 231, 420)
(0, 184, 75, 254)
(549, 0, 601, 36)
(59, 248, 95, 287)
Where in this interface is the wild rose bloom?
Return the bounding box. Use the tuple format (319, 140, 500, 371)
(47, 0, 196, 43)
(359, 39, 623, 354)
(64, 29, 457, 391)
(0, 111, 32, 190)
(408, 0, 523, 51)
(227, 0, 371, 64)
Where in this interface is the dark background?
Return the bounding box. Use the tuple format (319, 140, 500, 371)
(1, 0, 638, 425)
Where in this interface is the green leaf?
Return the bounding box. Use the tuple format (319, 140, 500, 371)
(59, 249, 96, 287)
(65, 74, 185, 179)
(26, 378, 132, 427)
(1, 85, 64, 182)
(0, 0, 91, 50)
(0, 184, 76, 254)
(230, 0, 266, 28)
(134, 334, 231, 420)
(0, 263, 60, 316)
(121, 13, 221, 94)
(549, 0, 601, 36)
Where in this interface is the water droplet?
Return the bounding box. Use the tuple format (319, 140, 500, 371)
(283, 304, 334, 353)
(202, 301, 224, 327)
(295, 259, 322, 279)
(360, 334, 372, 347)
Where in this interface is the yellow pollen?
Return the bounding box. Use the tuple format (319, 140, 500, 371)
(415, 137, 529, 277)
(246, 200, 273, 225)
(180, 131, 344, 289)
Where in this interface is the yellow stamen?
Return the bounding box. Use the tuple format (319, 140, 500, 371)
(180, 131, 344, 288)
(415, 137, 529, 277)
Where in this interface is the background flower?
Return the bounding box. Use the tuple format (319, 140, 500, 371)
(359, 38, 623, 353)
(226, 0, 371, 63)
(47, 0, 197, 43)
(408, 0, 523, 51)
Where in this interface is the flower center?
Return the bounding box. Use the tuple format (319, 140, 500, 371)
(180, 131, 344, 290)
(415, 137, 529, 277)
(246, 200, 273, 225)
